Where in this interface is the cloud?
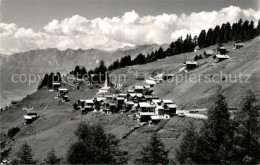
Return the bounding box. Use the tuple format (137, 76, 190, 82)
(0, 6, 259, 53)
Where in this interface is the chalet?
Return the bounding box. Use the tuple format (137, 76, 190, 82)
(63, 95, 69, 102)
(151, 115, 170, 124)
(217, 47, 227, 55)
(164, 104, 177, 116)
(105, 95, 113, 101)
(124, 101, 135, 112)
(162, 100, 173, 106)
(152, 99, 162, 106)
(24, 111, 38, 124)
(155, 106, 164, 115)
(58, 88, 68, 95)
(53, 82, 61, 89)
(138, 102, 156, 112)
(144, 85, 151, 89)
(98, 86, 112, 94)
(118, 93, 127, 98)
(115, 97, 125, 107)
(194, 46, 200, 52)
(233, 43, 244, 49)
(11, 100, 19, 106)
(96, 97, 106, 102)
(78, 100, 85, 108)
(129, 93, 144, 103)
(134, 86, 145, 94)
(213, 54, 230, 63)
(85, 99, 94, 107)
(127, 89, 135, 93)
(81, 106, 93, 115)
(139, 112, 156, 122)
(145, 78, 157, 85)
(184, 61, 198, 70)
(103, 108, 112, 115)
(108, 102, 117, 113)
(204, 49, 215, 57)
(144, 95, 154, 102)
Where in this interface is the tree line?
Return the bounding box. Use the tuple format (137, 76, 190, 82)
(107, 19, 260, 71)
(7, 90, 259, 164)
(38, 72, 62, 89)
(38, 60, 109, 89)
(176, 90, 260, 164)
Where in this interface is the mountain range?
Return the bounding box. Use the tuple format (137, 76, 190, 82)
(0, 44, 169, 107)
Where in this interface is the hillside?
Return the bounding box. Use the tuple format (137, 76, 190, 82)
(111, 37, 260, 109)
(0, 44, 162, 107)
(0, 37, 259, 163)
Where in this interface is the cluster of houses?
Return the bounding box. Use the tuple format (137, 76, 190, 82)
(184, 42, 245, 72)
(76, 84, 178, 124)
(22, 43, 244, 125)
(52, 82, 70, 102)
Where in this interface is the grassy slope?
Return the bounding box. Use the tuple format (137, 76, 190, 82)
(1, 37, 259, 163)
(112, 37, 260, 108)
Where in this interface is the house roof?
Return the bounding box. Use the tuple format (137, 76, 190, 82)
(139, 112, 156, 116)
(127, 89, 135, 93)
(84, 106, 93, 109)
(167, 104, 177, 108)
(205, 49, 215, 55)
(116, 97, 125, 100)
(24, 115, 33, 119)
(130, 93, 143, 97)
(152, 99, 162, 103)
(139, 102, 155, 108)
(215, 54, 230, 59)
(185, 61, 198, 65)
(151, 116, 165, 120)
(85, 99, 94, 104)
(109, 103, 116, 106)
(235, 43, 244, 46)
(58, 88, 68, 91)
(144, 86, 151, 89)
(144, 95, 153, 99)
(53, 82, 61, 85)
(134, 86, 144, 89)
(156, 106, 164, 110)
(125, 101, 134, 105)
(146, 78, 157, 85)
(118, 94, 127, 97)
(219, 47, 226, 49)
(96, 97, 106, 101)
(163, 100, 173, 104)
(105, 95, 113, 98)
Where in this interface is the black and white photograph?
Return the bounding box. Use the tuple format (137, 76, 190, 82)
(0, 0, 260, 164)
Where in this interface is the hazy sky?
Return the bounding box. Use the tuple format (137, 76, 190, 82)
(0, 0, 259, 53)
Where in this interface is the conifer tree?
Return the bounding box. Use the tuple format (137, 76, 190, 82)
(176, 122, 198, 164)
(16, 142, 35, 164)
(198, 30, 206, 48)
(135, 132, 169, 164)
(194, 94, 232, 164)
(67, 123, 127, 164)
(232, 90, 260, 163)
(45, 148, 60, 164)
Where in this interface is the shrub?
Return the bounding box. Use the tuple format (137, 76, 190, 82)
(7, 127, 20, 138)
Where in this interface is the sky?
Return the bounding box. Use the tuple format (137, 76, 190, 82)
(0, 0, 259, 54)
